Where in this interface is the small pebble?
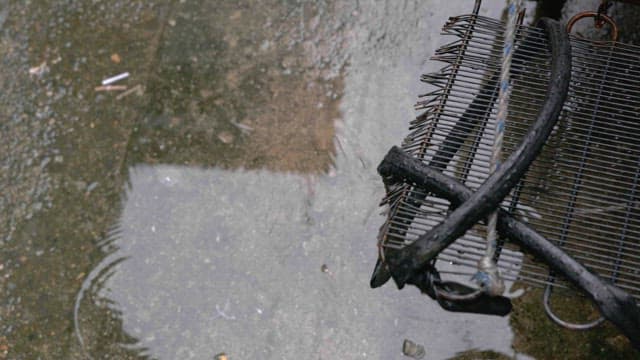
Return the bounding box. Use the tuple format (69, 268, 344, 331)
(402, 339, 425, 359)
(86, 182, 99, 193)
(217, 131, 234, 144)
(29, 61, 48, 76)
(214, 353, 228, 360)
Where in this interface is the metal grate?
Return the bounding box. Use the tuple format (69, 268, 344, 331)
(378, 13, 640, 301)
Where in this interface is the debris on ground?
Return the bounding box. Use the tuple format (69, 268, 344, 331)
(217, 131, 234, 144)
(28, 61, 48, 77)
(321, 264, 329, 273)
(110, 53, 121, 63)
(214, 352, 228, 360)
(116, 84, 144, 100)
(94, 85, 127, 92)
(230, 120, 253, 134)
(101, 72, 129, 85)
(402, 339, 425, 359)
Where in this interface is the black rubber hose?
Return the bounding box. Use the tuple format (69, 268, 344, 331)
(377, 146, 640, 350)
(383, 18, 571, 287)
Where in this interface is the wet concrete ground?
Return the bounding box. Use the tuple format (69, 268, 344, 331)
(0, 0, 637, 359)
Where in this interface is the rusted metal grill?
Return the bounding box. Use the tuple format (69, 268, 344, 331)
(376, 7, 640, 305)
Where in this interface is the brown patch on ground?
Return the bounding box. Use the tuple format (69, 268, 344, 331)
(240, 75, 341, 173)
(129, 0, 350, 174)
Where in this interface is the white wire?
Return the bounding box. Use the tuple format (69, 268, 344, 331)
(475, 0, 523, 296)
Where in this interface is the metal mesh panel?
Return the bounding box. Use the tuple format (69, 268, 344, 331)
(378, 13, 640, 300)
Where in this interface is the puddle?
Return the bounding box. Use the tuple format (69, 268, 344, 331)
(68, 2, 515, 358)
(5, 1, 634, 359)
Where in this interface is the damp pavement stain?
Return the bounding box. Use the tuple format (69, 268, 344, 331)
(1, 0, 633, 359)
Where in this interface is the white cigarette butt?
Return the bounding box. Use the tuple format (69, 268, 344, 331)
(102, 72, 130, 85)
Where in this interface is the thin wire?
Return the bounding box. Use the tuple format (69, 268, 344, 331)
(474, 1, 522, 296)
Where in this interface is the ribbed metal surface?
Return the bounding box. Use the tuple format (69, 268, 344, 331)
(378, 14, 640, 300)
